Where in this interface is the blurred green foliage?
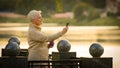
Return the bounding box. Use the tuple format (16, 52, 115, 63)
(0, 16, 120, 26)
(55, 0, 63, 12)
(15, 0, 56, 17)
(0, 17, 29, 23)
(0, 0, 119, 26)
(0, 0, 80, 17)
(77, 17, 120, 26)
(0, 0, 106, 16)
(0, 0, 16, 12)
(81, 0, 106, 8)
(73, 2, 100, 22)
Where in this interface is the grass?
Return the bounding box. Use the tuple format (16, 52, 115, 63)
(34, 17, 120, 26)
(0, 16, 120, 26)
(0, 16, 29, 23)
(43, 18, 75, 25)
(76, 17, 120, 26)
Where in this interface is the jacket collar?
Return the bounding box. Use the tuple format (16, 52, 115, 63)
(29, 23, 41, 30)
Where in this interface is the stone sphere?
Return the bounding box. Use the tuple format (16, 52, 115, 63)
(8, 36, 20, 45)
(5, 42, 20, 56)
(89, 43, 104, 57)
(57, 40, 71, 53)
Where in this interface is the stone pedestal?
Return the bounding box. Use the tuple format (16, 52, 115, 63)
(52, 52, 76, 68)
(80, 57, 112, 68)
(0, 56, 28, 68)
(52, 52, 76, 60)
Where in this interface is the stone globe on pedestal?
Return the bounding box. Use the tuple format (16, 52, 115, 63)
(89, 43, 104, 57)
(57, 40, 71, 53)
(8, 36, 20, 45)
(5, 42, 20, 56)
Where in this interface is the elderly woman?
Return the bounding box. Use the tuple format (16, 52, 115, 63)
(27, 10, 68, 62)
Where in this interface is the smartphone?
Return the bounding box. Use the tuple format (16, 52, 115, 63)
(66, 23, 69, 27)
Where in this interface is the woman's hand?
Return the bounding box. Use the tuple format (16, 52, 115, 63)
(48, 41, 54, 48)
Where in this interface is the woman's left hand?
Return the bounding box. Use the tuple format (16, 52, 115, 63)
(48, 41, 54, 48)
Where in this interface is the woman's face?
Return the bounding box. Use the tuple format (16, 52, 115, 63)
(33, 13, 43, 26)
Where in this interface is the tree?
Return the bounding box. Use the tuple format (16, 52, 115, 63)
(55, 0, 63, 12)
(81, 0, 106, 8)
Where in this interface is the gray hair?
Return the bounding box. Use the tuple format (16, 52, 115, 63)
(27, 10, 42, 20)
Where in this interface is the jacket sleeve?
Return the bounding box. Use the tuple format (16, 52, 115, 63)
(29, 28, 64, 42)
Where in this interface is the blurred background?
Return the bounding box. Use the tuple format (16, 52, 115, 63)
(0, 0, 120, 25)
(0, 0, 120, 68)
